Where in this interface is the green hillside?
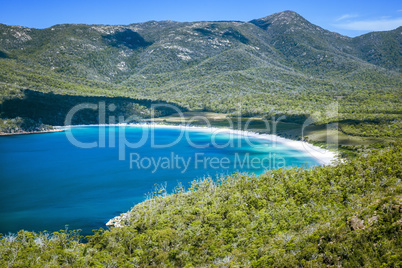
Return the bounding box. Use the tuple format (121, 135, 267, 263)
(0, 11, 401, 122)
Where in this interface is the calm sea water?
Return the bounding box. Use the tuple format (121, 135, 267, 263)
(0, 126, 319, 235)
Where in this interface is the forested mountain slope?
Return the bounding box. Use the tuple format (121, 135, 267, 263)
(0, 11, 401, 119)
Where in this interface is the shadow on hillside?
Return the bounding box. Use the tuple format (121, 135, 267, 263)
(0, 50, 9, 59)
(0, 89, 186, 126)
(194, 25, 249, 45)
(103, 29, 152, 49)
(222, 28, 249, 44)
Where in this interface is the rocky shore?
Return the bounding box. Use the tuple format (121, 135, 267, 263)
(0, 128, 64, 136)
(106, 212, 131, 228)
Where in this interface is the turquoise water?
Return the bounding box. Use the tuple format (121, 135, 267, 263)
(0, 126, 319, 235)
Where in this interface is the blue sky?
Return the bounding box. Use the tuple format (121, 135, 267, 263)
(1, 0, 401, 37)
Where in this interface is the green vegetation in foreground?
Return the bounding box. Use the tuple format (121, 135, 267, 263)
(1, 144, 401, 267)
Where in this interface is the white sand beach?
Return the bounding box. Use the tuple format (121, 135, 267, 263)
(59, 123, 338, 165)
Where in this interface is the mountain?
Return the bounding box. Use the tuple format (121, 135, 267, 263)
(250, 11, 402, 72)
(352, 26, 402, 71)
(250, 10, 351, 53)
(0, 11, 401, 128)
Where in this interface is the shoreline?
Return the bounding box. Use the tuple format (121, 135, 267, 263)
(3, 122, 339, 229)
(59, 123, 338, 166)
(100, 123, 338, 228)
(1, 122, 338, 165)
(0, 128, 64, 136)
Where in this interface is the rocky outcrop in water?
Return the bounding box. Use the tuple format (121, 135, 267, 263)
(106, 212, 130, 228)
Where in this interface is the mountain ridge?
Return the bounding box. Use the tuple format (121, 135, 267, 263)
(0, 10, 400, 125)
